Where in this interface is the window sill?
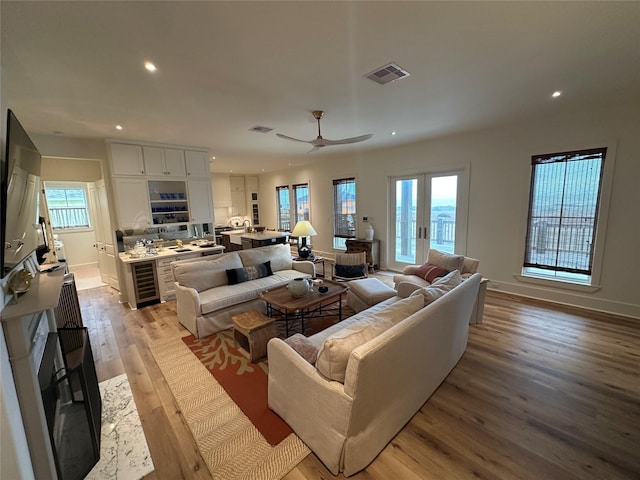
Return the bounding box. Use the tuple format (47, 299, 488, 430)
(514, 274, 600, 293)
(52, 227, 94, 234)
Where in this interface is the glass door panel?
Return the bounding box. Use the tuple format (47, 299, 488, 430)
(389, 172, 461, 271)
(429, 175, 457, 254)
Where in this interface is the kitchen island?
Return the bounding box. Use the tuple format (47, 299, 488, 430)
(220, 230, 289, 251)
(119, 243, 225, 309)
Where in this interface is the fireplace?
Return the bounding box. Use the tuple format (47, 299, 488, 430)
(1, 269, 101, 479)
(39, 329, 101, 480)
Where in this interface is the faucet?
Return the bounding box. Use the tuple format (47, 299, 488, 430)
(243, 219, 251, 232)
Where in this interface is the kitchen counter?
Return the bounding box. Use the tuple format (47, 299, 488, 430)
(118, 244, 225, 264)
(220, 230, 289, 250)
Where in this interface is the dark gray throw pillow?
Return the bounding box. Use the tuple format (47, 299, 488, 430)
(335, 263, 366, 278)
(226, 261, 273, 285)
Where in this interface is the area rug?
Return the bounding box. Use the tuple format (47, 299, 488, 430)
(182, 329, 290, 446)
(150, 335, 310, 480)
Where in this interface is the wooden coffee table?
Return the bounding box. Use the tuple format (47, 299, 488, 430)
(259, 279, 349, 337)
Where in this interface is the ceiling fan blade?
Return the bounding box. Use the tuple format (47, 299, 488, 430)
(321, 134, 374, 145)
(276, 133, 313, 144)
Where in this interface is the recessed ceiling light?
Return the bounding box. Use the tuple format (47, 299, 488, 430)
(391, 131, 397, 136)
(115, 125, 123, 130)
(552, 91, 562, 98)
(144, 61, 157, 72)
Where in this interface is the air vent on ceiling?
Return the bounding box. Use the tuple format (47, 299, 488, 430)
(249, 125, 273, 133)
(364, 63, 411, 85)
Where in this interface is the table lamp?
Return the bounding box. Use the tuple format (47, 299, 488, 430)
(291, 221, 317, 258)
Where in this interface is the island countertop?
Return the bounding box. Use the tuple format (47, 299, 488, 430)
(118, 244, 225, 264)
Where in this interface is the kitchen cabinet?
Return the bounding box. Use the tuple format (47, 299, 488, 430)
(187, 179, 214, 223)
(110, 143, 145, 176)
(114, 178, 152, 229)
(230, 190, 246, 216)
(143, 146, 186, 177)
(245, 175, 258, 192)
(230, 176, 245, 191)
(185, 150, 210, 177)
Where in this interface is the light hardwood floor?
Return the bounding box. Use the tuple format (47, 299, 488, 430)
(78, 285, 640, 480)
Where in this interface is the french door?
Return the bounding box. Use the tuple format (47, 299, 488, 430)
(388, 171, 467, 271)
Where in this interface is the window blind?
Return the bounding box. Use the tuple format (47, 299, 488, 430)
(523, 148, 606, 275)
(333, 178, 356, 238)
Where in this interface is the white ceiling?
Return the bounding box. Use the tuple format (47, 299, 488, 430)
(2, 1, 639, 174)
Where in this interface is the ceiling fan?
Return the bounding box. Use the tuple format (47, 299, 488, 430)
(277, 111, 373, 152)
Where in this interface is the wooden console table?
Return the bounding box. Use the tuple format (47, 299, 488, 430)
(345, 239, 380, 271)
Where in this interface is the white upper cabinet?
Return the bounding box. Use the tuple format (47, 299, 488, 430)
(143, 146, 186, 177)
(187, 179, 214, 223)
(110, 143, 145, 176)
(230, 176, 245, 191)
(113, 178, 152, 229)
(245, 175, 258, 192)
(185, 150, 210, 177)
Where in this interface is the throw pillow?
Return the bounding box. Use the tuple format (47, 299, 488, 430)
(334, 263, 366, 278)
(237, 244, 292, 272)
(415, 263, 449, 283)
(410, 269, 463, 305)
(426, 249, 465, 272)
(226, 261, 273, 285)
(315, 295, 424, 383)
(284, 334, 318, 364)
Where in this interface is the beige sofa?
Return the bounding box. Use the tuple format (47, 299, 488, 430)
(393, 248, 487, 324)
(268, 272, 482, 476)
(172, 244, 314, 338)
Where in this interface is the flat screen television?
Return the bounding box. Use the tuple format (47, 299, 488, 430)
(2, 109, 43, 278)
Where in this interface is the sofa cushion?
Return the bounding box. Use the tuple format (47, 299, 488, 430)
(238, 244, 292, 272)
(427, 249, 465, 272)
(226, 261, 273, 285)
(410, 270, 462, 305)
(315, 295, 424, 383)
(173, 252, 243, 292)
(285, 334, 318, 364)
(415, 263, 449, 283)
(199, 269, 310, 315)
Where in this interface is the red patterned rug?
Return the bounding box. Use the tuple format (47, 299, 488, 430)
(182, 330, 291, 446)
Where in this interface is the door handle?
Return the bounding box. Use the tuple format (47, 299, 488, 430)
(417, 227, 421, 239)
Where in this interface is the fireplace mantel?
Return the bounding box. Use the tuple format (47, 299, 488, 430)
(1, 268, 65, 479)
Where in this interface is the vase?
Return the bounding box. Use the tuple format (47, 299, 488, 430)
(288, 278, 311, 298)
(365, 224, 374, 241)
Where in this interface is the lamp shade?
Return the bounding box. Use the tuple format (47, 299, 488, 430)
(291, 221, 317, 237)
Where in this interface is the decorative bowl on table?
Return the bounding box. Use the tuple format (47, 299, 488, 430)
(318, 286, 329, 294)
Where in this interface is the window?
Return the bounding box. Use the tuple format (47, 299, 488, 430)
(293, 183, 310, 223)
(276, 186, 290, 230)
(333, 177, 356, 249)
(44, 182, 91, 229)
(523, 148, 606, 283)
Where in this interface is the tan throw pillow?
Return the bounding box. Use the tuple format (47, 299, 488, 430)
(426, 249, 465, 272)
(315, 295, 424, 382)
(238, 244, 292, 272)
(410, 270, 462, 305)
(284, 334, 318, 364)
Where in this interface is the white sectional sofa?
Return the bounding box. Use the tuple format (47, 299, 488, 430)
(172, 244, 314, 338)
(268, 271, 482, 476)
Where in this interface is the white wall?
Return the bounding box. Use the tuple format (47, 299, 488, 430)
(260, 97, 640, 318)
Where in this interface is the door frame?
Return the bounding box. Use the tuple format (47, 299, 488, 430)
(387, 164, 470, 271)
